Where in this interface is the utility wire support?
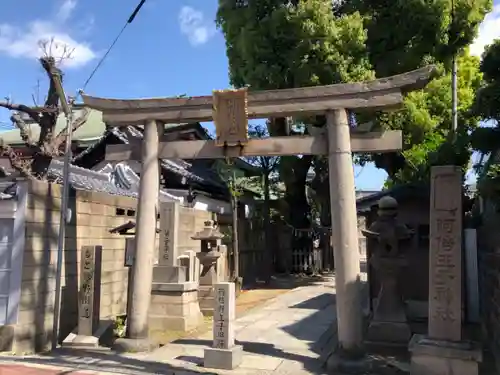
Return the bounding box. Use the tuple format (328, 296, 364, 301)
(451, 0, 458, 140)
(51, 67, 74, 350)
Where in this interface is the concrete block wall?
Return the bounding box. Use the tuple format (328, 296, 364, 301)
(178, 206, 211, 256)
(11, 180, 214, 353)
(477, 198, 500, 372)
(15, 180, 135, 353)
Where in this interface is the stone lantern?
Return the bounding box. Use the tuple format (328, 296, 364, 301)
(192, 220, 226, 286)
(362, 196, 414, 346)
(192, 220, 227, 316)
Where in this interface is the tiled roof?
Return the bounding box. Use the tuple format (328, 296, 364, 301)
(73, 125, 226, 190)
(47, 159, 181, 202)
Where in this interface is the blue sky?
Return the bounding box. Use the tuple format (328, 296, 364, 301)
(0, 0, 499, 190)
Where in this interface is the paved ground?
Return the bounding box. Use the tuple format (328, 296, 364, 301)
(0, 363, 98, 375)
(143, 275, 337, 374)
(0, 274, 338, 375)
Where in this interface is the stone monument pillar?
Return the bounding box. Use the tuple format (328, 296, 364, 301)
(363, 196, 413, 346)
(62, 245, 111, 348)
(146, 202, 203, 334)
(153, 201, 186, 283)
(409, 166, 482, 375)
(192, 220, 226, 316)
(204, 282, 243, 370)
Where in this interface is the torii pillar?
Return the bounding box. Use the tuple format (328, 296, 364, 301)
(327, 109, 364, 355)
(114, 120, 162, 351)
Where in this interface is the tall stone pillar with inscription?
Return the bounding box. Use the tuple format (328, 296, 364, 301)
(362, 196, 413, 346)
(204, 282, 243, 370)
(409, 166, 482, 375)
(62, 245, 107, 348)
(152, 200, 187, 283)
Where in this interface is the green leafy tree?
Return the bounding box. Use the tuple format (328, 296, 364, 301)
(216, 0, 491, 239)
(370, 52, 483, 186)
(470, 39, 500, 155)
(346, 0, 491, 185)
(343, 0, 491, 77)
(216, 0, 373, 242)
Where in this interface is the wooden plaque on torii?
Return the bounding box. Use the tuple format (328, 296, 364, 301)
(213, 88, 249, 147)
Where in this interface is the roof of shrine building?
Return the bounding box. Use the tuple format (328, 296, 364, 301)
(0, 160, 184, 201)
(72, 124, 228, 190)
(0, 124, 259, 201)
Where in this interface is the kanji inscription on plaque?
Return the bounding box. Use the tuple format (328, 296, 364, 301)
(213, 88, 249, 147)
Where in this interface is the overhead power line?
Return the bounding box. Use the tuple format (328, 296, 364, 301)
(81, 0, 147, 92)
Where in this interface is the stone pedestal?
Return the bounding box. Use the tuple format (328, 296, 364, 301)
(197, 250, 222, 316)
(178, 250, 197, 282)
(362, 196, 413, 348)
(152, 265, 187, 283)
(204, 282, 242, 370)
(205, 346, 243, 370)
(366, 256, 411, 346)
(409, 335, 482, 375)
(149, 282, 203, 332)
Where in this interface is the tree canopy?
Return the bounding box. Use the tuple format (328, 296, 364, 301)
(470, 39, 500, 155)
(216, 0, 492, 228)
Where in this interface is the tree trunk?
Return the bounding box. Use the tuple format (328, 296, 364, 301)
(267, 117, 313, 273)
(285, 182, 311, 273)
(231, 193, 239, 280)
(263, 171, 273, 282)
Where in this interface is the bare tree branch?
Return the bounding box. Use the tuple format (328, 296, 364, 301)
(52, 108, 90, 152)
(10, 112, 36, 147)
(0, 138, 35, 179)
(37, 56, 61, 146)
(0, 101, 45, 123)
(0, 40, 77, 179)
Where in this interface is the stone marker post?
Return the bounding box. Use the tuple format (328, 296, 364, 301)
(62, 245, 104, 348)
(409, 166, 482, 375)
(78, 245, 102, 336)
(204, 282, 243, 370)
(428, 166, 462, 341)
(125, 238, 135, 319)
(159, 201, 180, 266)
(183, 250, 196, 282)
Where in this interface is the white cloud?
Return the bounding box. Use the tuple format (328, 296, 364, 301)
(0, 0, 96, 69)
(470, 4, 500, 57)
(56, 0, 77, 24)
(178, 6, 216, 46)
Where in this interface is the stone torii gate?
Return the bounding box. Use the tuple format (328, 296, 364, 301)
(81, 65, 436, 356)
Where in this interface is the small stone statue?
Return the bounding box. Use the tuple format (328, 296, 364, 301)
(362, 196, 414, 345)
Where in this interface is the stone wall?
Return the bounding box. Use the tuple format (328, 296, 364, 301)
(10, 180, 212, 354)
(477, 197, 500, 372)
(177, 206, 212, 258)
(15, 180, 135, 353)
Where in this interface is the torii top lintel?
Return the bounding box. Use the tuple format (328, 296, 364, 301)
(81, 66, 437, 126)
